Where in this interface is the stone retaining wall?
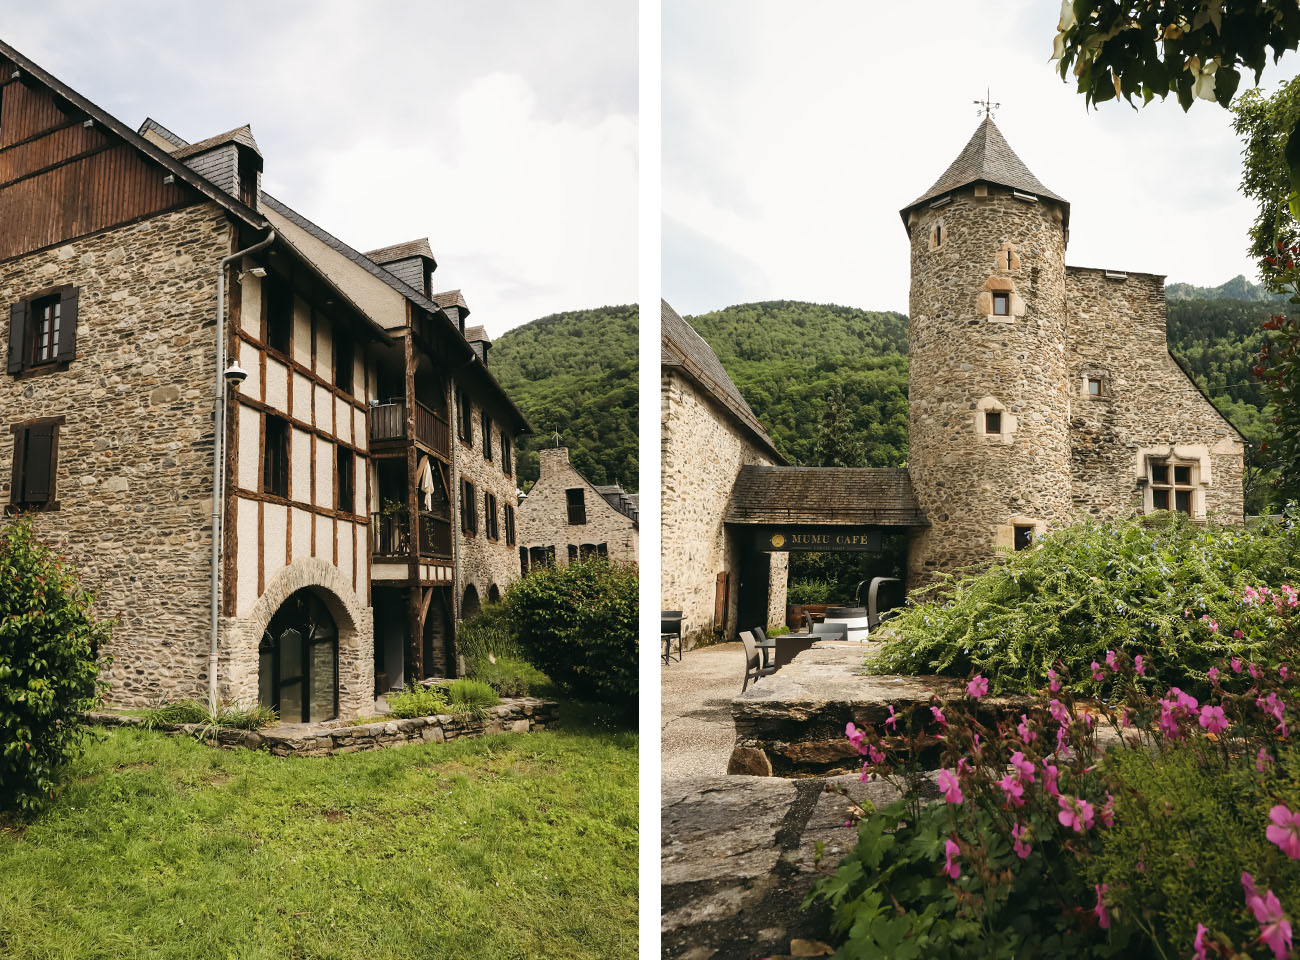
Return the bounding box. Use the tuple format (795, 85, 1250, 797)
(87, 696, 557, 757)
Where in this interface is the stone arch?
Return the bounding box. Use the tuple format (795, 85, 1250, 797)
(461, 584, 481, 620)
(487, 583, 501, 605)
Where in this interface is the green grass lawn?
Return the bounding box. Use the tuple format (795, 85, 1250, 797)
(0, 703, 637, 960)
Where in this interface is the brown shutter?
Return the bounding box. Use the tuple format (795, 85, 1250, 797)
(714, 572, 729, 634)
(56, 287, 78, 363)
(8, 300, 28, 374)
(21, 424, 55, 503)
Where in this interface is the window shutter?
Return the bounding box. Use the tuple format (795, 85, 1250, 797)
(22, 424, 55, 502)
(714, 572, 729, 633)
(8, 300, 28, 374)
(56, 287, 78, 363)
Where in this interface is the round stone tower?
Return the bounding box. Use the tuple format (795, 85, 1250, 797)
(901, 115, 1073, 584)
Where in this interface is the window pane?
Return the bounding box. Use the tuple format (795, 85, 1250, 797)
(1153, 489, 1169, 510)
(279, 628, 303, 680)
(1088, 379, 1100, 395)
(279, 680, 303, 724)
(1151, 465, 1169, 486)
(1174, 466, 1191, 485)
(985, 411, 1001, 434)
(1175, 490, 1191, 514)
(308, 641, 336, 722)
(993, 293, 1009, 316)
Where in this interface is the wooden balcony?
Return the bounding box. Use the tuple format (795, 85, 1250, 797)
(372, 509, 452, 560)
(369, 400, 450, 457)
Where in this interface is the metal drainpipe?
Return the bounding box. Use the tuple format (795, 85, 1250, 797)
(209, 229, 276, 711)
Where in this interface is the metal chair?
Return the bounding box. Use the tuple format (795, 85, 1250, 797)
(740, 630, 777, 692)
(661, 610, 684, 664)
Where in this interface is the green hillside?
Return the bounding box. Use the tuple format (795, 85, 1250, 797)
(491, 305, 638, 492)
(1166, 274, 1284, 302)
(687, 294, 1280, 509)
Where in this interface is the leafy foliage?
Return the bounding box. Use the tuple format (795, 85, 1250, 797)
(447, 678, 501, 719)
(1051, 1, 1300, 112)
(1256, 309, 1300, 503)
(454, 602, 527, 673)
(140, 699, 276, 732)
(871, 510, 1300, 696)
(471, 656, 549, 698)
(1235, 75, 1300, 265)
(490, 305, 637, 492)
(504, 559, 637, 711)
(0, 519, 109, 814)
(386, 683, 449, 719)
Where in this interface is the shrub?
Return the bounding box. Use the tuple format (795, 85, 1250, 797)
(454, 603, 525, 672)
(788, 578, 835, 605)
(872, 510, 1300, 695)
(448, 678, 501, 719)
(504, 559, 637, 709)
(471, 656, 549, 697)
(0, 519, 110, 814)
(386, 684, 449, 719)
(140, 699, 277, 732)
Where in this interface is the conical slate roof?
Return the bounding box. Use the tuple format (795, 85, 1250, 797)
(901, 116, 1067, 225)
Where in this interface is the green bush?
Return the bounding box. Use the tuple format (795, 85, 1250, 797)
(141, 699, 277, 732)
(0, 519, 110, 814)
(872, 510, 1300, 694)
(471, 656, 549, 697)
(504, 559, 637, 709)
(787, 578, 835, 605)
(454, 603, 525, 672)
(386, 684, 449, 719)
(448, 678, 501, 719)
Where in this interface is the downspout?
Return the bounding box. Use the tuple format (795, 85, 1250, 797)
(209, 229, 276, 710)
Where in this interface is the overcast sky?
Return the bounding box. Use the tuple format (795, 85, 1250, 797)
(5, 1, 637, 337)
(664, 0, 1300, 317)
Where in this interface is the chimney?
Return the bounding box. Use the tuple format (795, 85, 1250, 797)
(538, 446, 570, 474)
(465, 325, 491, 366)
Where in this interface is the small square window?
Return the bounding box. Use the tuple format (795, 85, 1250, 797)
(1087, 378, 1101, 396)
(984, 411, 1001, 434)
(1153, 488, 1169, 510)
(1174, 466, 1191, 486)
(1151, 464, 1169, 486)
(1013, 525, 1034, 551)
(992, 292, 1010, 316)
(566, 488, 586, 525)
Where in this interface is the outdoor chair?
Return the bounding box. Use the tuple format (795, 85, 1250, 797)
(661, 610, 684, 664)
(753, 626, 775, 669)
(740, 630, 777, 692)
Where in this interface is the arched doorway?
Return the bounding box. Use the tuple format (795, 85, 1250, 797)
(461, 584, 481, 621)
(487, 584, 501, 605)
(258, 589, 339, 723)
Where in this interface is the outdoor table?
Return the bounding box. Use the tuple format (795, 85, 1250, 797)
(772, 631, 818, 669)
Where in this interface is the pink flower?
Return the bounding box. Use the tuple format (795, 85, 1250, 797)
(1258, 691, 1286, 726)
(1101, 792, 1115, 828)
(1199, 704, 1229, 735)
(1200, 614, 1219, 633)
(1234, 629, 1245, 639)
(846, 722, 866, 751)
(1011, 823, 1031, 859)
(885, 704, 898, 730)
(1233, 657, 1244, 674)
(1048, 668, 1061, 692)
(1282, 665, 1291, 682)
(1244, 875, 1293, 959)
(1258, 748, 1274, 772)
(966, 675, 989, 699)
(998, 773, 1025, 807)
(943, 838, 961, 879)
(937, 768, 963, 805)
(1058, 795, 1095, 833)
(1091, 661, 1105, 682)
(1208, 666, 1220, 683)
(867, 743, 885, 765)
(1042, 762, 1060, 797)
(1105, 650, 1118, 671)
(1009, 751, 1035, 782)
(1048, 699, 1069, 725)
(1266, 805, 1300, 860)
(1251, 662, 1262, 679)
(1017, 713, 1037, 743)
(957, 757, 972, 777)
(931, 706, 947, 727)
(1245, 585, 1262, 605)
(971, 732, 983, 758)
(1193, 923, 1209, 960)
(1093, 883, 1110, 929)
(1134, 654, 1146, 676)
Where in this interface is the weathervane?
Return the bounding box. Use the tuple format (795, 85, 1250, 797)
(974, 88, 1000, 119)
(552, 425, 562, 448)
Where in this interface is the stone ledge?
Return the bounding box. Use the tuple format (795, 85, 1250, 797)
(85, 696, 558, 757)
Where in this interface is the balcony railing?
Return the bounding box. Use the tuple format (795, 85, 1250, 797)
(368, 400, 450, 457)
(372, 509, 452, 560)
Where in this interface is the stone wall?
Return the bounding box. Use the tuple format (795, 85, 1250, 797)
(516, 446, 638, 566)
(453, 384, 522, 613)
(661, 370, 787, 646)
(1065, 267, 1244, 521)
(0, 203, 232, 707)
(906, 186, 1072, 585)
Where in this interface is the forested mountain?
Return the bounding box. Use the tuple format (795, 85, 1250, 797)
(686, 295, 1280, 507)
(491, 305, 637, 492)
(1166, 274, 1284, 302)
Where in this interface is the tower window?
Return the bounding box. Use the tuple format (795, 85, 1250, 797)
(985, 411, 1001, 434)
(1006, 250, 1013, 270)
(1088, 378, 1102, 396)
(1013, 525, 1034, 551)
(992, 291, 1010, 316)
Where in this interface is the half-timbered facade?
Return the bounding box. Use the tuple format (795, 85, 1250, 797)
(0, 39, 528, 718)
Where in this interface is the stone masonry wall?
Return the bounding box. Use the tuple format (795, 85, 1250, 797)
(661, 370, 787, 647)
(516, 446, 638, 566)
(0, 203, 232, 707)
(453, 384, 522, 613)
(906, 187, 1072, 585)
(1065, 268, 1244, 520)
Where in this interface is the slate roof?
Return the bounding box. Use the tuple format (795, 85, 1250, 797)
(432, 290, 470, 315)
(661, 300, 785, 464)
(902, 116, 1068, 226)
(174, 124, 261, 159)
(364, 238, 435, 264)
(725, 466, 928, 527)
(465, 324, 489, 343)
(0, 41, 265, 229)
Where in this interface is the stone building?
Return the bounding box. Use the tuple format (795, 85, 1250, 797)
(661, 300, 788, 647)
(517, 445, 638, 570)
(0, 39, 527, 719)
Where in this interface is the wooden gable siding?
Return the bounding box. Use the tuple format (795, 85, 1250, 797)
(0, 74, 198, 262)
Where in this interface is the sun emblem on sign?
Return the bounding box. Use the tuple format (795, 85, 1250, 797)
(770, 534, 785, 548)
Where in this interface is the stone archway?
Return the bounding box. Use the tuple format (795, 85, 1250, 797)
(461, 584, 481, 621)
(487, 583, 501, 605)
(221, 558, 374, 719)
